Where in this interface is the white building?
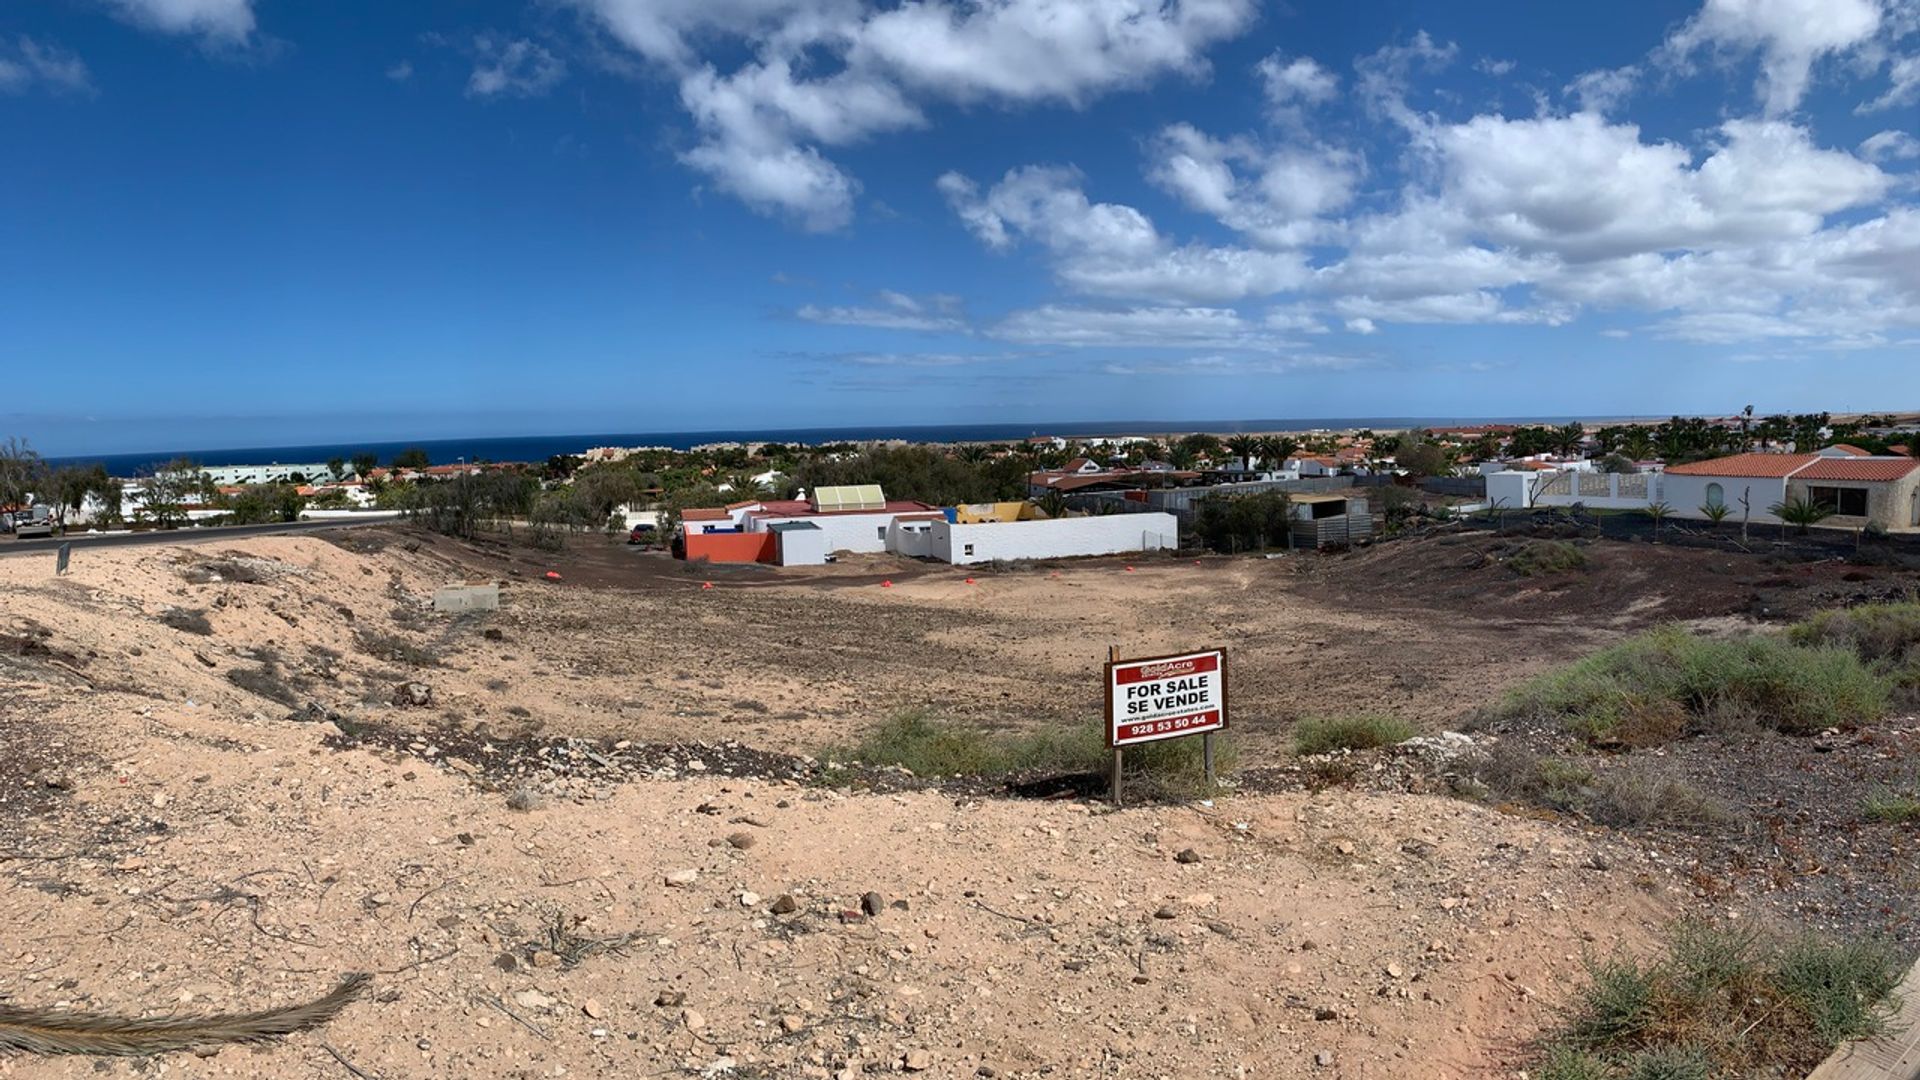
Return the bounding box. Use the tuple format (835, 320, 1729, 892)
(927, 513, 1179, 565)
(195, 463, 341, 486)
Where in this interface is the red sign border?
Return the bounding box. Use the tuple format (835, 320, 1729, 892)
(1105, 647, 1229, 748)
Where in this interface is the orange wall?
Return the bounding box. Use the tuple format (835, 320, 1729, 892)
(684, 531, 776, 564)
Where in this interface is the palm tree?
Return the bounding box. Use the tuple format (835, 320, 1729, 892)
(1036, 489, 1069, 519)
(1257, 435, 1295, 471)
(1622, 428, 1656, 461)
(957, 444, 990, 465)
(1770, 495, 1834, 536)
(1224, 435, 1258, 471)
(1699, 501, 1731, 531)
(1644, 501, 1672, 542)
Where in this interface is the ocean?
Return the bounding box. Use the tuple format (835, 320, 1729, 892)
(47, 417, 1583, 476)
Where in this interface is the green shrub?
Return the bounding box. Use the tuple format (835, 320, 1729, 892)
(1793, 602, 1920, 695)
(1791, 602, 1920, 665)
(1292, 714, 1415, 755)
(1494, 626, 1891, 745)
(1463, 745, 1732, 831)
(1538, 922, 1908, 1078)
(1508, 540, 1589, 577)
(1863, 786, 1920, 823)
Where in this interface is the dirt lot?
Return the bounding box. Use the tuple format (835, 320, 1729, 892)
(1, 525, 1915, 1078)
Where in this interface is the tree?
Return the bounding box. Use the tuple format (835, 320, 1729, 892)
(350, 452, 379, 479)
(225, 484, 306, 525)
(1397, 439, 1451, 479)
(1036, 489, 1070, 519)
(391, 447, 431, 470)
(1176, 433, 1223, 463)
(1256, 435, 1294, 471)
(48, 464, 110, 529)
(0, 436, 46, 513)
(1553, 422, 1587, 457)
(1770, 495, 1834, 536)
(1599, 453, 1639, 474)
(136, 458, 206, 528)
(1224, 435, 1258, 471)
(1699, 501, 1732, 530)
(1621, 427, 1657, 461)
(326, 457, 347, 482)
(1644, 501, 1672, 542)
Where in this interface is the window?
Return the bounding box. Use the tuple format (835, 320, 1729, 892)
(963, 544, 974, 556)
(1809, 486, 1869, 516)
(877, 526, 886, 539)
(1705, 483, 1724, 509)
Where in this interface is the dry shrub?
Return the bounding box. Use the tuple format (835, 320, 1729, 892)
(1539, 921, 1907, 1078)
(1292, 714, 1414, 755)
(159, 608, 214, 636)
(1494, 626, 1890, 745)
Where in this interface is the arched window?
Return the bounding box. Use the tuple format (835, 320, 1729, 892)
(1705, 482, 1725, 509)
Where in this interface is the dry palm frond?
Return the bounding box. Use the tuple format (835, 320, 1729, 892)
(0, 973, 369, 1056)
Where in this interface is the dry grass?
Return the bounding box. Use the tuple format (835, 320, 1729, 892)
(1292, 715, 1414, 755)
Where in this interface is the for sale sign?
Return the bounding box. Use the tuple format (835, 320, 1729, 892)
(1107, 649, 1227, 747)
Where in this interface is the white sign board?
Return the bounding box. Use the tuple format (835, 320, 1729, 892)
(1106, 648, 1227, 748)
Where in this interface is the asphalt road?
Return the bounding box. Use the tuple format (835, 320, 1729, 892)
(0, 516, 394, 557)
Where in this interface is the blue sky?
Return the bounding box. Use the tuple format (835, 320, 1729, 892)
(3, 0, 1918, 455)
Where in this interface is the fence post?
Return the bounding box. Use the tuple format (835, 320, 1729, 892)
(1108, 644, 1123, 808)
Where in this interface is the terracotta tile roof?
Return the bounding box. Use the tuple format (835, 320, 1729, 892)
(1823, 444, 1872, 457)
(1664, 453, 1819, 478)
(725, 500, 762, 510)
(1797, 458, 1920, 482)
(681, 508, 730, 521)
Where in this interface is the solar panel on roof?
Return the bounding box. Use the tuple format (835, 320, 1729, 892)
(811, 484, 886, 512)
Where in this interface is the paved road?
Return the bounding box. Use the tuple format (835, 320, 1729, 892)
(0, 516, 395, 557)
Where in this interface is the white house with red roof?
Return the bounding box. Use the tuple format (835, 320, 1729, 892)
(1499, 451, 1920, 532)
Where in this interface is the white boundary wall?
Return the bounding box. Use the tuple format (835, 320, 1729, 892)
(930, 513, 1179, 565)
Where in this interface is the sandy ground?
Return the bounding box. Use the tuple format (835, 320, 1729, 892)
(0, 526, 1891, 1078)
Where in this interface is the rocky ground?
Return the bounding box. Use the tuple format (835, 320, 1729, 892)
(1, 526, 1915, 1078)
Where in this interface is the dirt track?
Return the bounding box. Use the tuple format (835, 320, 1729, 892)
(1, 526, 1912, 1078)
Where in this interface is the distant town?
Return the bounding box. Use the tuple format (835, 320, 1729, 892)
(3, 409, 1918, 558)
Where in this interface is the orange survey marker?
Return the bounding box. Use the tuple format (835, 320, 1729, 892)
(544, 571, 562, 581)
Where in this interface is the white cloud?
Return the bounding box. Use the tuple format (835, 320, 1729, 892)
(1861, 129, 1920, 160)
(1427, 114, 1888, 262)
(1344, 317, 1378, 335)
(1663, 0, 1882, 115)
(1859, 53, 1920, 112)
(939, 164, 1307, 302)
(797, 291, 968, 332)
(1354, 31, 1458, 129)
(990, 304, 1283, 349)
(852, 0, 1254, 106)
(574, 0, 1258, 229)
(1566, 66, 1639, 114)
(1146, 123, 1360, 247)
(105, 0, 255, 43)
(386, 60, 414, 82)
(1255, 52, 1336, 125)
(1104, 352, 1365, 376)
(467, 37, 567, 98)
(0, 37, 93, 96)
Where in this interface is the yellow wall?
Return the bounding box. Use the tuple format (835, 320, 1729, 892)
(953, 501, 1043, 524)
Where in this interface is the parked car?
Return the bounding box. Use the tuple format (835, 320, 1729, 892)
(627, 522, 657, 544)
(8, 508, 54, 539)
